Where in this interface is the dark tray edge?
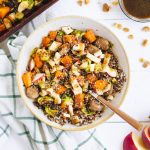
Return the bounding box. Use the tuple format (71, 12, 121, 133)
(0, 0, 58, 42)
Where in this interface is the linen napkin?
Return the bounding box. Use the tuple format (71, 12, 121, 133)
(0, 22, 106, 150)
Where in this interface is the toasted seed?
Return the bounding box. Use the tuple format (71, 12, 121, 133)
(85, 0, 90, 4)
(114, 23, 122, 29)
(103, 3, 110, 12)
(139, 58, 145, 63)
(128, 34, 134, 39)
(123, 27, 129, 32)
(77, 0, 83, 6)
(142, 39, 148, 47)
(112, 0, 119, 6)
(142, 26, 150, 32)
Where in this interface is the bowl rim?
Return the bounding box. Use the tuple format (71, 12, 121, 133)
(16, 15, 130, 131)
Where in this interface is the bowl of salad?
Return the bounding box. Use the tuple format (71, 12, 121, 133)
(17, 16, 130, 131)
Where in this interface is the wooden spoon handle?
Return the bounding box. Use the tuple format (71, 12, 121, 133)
(97, 96, 143, 131)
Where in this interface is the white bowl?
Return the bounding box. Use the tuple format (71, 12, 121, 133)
(17, 16, 130, 131)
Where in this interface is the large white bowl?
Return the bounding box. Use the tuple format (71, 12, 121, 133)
(17, 16, 130, 131)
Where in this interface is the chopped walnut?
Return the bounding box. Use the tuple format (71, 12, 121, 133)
(77, 0, 83, 6)
(103, 3, 110, 12)
(123, 27, 130, 32)
(142, 26, 150, 32)
(128, 34, 134, 39)
(112, 0, 119, 6)
(139, 58, 150, 68)
(142, 39, 148, 47)
(143, 61, 150, 68)
(85, 0, 90, 4)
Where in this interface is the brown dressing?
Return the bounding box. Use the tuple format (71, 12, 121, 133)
(123, 0, 150, 19)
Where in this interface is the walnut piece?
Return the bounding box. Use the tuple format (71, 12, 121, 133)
(128, 34, 134, 39)
(85, 0, 90, 4)
(143, 61, 150, 68)
(114, 23, 122, 29)
(142, 39, 148, 47)
(139, 58, 150, 68)
(103, 3, 110, 12)
(123, 27, 130, 32)
(77, 0, 83, 6)
(142, 26, 150, 32)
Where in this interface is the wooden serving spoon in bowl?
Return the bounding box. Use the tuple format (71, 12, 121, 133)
(89, 91, 143, 131)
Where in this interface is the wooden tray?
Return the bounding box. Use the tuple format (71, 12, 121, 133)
(0, 0, 58, 42)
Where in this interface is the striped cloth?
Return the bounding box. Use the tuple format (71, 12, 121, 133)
(0, 32, 106, 149)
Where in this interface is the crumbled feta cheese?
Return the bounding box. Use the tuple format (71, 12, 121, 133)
(68, 105, 74, 116)
(102, 54, 117, 77)
(90, 64, 95, 72)
(86, 53, 100, 63)
(94, 50, 103, 57)
(71, 79, 82, 95)
(71, 65, 80, 76)
(62, 26, 74, 34)
(49, 41, 62, 51)
(54, 52, 61, 64)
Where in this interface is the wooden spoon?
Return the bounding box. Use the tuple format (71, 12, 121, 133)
(90, 91, 143, 131)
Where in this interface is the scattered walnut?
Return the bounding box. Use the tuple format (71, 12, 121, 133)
(123, 27, 130, 32)
(112, 0, 119, 6)
(103, 3, 110, 12)
(113, 23, 117, 27)
(139, 58, 145, 63)
(139, 58, 150, 68)
(114, 23, 122, 29)
(85, 0, 90, 4)
(128, 34, 134, 39)
(77, 0, 83, 6)
(142, 39, 148, 47)
(143, 61, 150, 68)
(142, 26, 150, 32)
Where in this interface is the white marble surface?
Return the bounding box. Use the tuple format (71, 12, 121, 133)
(1, 0, 150, 149)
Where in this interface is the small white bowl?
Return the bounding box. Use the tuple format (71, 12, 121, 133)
(17, 16, 130, 131)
